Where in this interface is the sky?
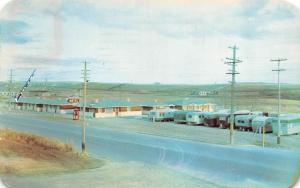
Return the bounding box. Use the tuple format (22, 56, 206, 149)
(0, 0, 300, 84)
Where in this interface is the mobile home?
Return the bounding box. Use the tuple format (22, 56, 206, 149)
(204, 112, 219, 127)
(174, 110, 200, 124)
(252, 116, 273, 133)
(235, 115, 257, 131)
(186, 111, 206, 125)
(271, 114, 300, 135)
(218, 110, 251, 129)
(148, 109, 178, 122)
(217, 109, 230, 129)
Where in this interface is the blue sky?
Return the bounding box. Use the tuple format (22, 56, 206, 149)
(0, 0, 300, 84)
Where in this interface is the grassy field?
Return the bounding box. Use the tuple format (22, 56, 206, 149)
(0, 129, 102, 175)
(0, 82, 300, 113)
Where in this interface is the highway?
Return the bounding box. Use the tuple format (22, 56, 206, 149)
(0, 113, 299, 187)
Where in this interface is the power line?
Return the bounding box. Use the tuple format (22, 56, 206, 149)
(225, 45, 242, 145)
(270, 58, 287, 145)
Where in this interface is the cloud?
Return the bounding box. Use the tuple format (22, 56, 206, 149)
(227, 0, 298, 39)
(57, 0, 299, 41)
(0, 0, 299, 83)
(0, 19, 31, 44)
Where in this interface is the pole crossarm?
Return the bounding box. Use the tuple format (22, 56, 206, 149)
(270, 58, 287, 62)
(272, 69, 286, 72)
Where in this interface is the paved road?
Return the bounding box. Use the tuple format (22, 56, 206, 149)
(0, 113, 299, 188)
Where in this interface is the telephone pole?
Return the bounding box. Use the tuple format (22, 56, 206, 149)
(270, 58, 287, 144)
(225, 45, 242, 145)
(8, 69, 15, 96)
(81, 61, 90, 153)
(7, 69, 15, 110)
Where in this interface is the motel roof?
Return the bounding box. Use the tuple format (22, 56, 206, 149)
(10, 98, 72, 106)
(165, 99, 208, 106)
(139, 101, 173, 107)
(78, 99, 139, 108)
(10, 97, 215, 109)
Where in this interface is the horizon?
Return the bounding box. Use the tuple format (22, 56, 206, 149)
(1, 80, 300, 86)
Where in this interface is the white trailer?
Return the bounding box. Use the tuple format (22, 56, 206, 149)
(235, 115, 257, 131)
(271, 114, 300, 135)
(186, 111, 206, 125)
(148, 109, 178, 122)
(252, 116, 273, 133)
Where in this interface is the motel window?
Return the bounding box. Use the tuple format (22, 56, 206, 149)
(106, 108, 113, 113)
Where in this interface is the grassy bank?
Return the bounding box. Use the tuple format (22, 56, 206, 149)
(0, 129, 102, 175)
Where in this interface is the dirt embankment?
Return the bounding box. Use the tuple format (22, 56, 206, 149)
(0, 129, 102, 175)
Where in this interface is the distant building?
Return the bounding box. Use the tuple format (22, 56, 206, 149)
(198, 90, 219, 96)
(0, 91, 17, 96)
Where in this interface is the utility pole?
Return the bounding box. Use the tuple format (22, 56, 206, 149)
(81, 61, 90, 153)
(8, 69, 15, 96)
(225, 45, 242, 145)
(7, 69, 15, 110)
(270, 58, 287, 144)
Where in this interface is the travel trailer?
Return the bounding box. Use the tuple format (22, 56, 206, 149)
(252, 116, 273, 133)
(148, 109, 178, 122)
(174, 110, 201, 124)
(235, 115, 257, 131)
(271, 114, 300, 135)
(186, 111, 206, 125)
(204, 112, 220, 127)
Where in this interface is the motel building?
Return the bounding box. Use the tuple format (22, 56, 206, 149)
(8, 97, 215, 118)
(9, 98, 77, 114)
(139, 101, 174, 115)
(165, 99, 215, 112)
(77, 99, 143, 118)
